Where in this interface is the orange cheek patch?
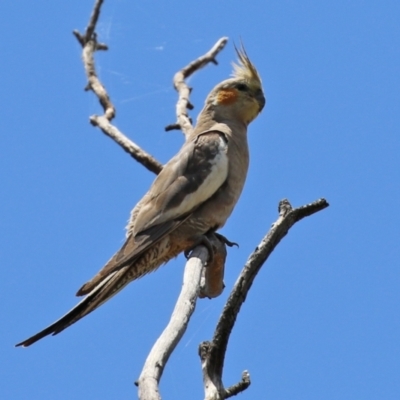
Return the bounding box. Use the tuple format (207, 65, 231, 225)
(216, 88, 238, 105)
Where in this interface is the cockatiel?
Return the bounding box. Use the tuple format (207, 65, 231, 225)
(16, 45, 265, 347)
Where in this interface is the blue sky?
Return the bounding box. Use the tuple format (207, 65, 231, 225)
(2, 0, 400, 399)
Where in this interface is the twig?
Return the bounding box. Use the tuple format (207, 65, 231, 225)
(90, 116, 163, 174)
(224, 371, 251, 398)
(199, 198, 329, 400)
(73, 0, 114, 120)
(165, 37, 229, 137)
(73, 0, 162, 174)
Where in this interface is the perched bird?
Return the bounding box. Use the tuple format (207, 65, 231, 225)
(16, 45, 265, 347)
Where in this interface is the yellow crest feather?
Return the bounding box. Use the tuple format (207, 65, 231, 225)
(232, 44, 262, 87)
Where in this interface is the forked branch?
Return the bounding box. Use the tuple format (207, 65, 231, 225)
(165, 37, 228, 136)
(199, 198, 329, 400)
(73, 0, 162, 174)
(73, 0, 227, 172)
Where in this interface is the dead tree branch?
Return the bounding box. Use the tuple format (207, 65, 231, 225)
(199, 198, 329, 400)
(73, 1, 228, 172)
(136, 233, 228, 400)
(137, 246, 208, 400)
(165, 37, 228, 136)
(73, 0, 162, 174)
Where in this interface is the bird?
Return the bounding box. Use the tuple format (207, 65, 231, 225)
(16, 45, 265, 347)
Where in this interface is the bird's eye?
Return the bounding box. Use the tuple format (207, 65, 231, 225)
(236, 83, 248, 91)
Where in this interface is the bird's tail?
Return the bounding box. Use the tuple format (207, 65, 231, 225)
(15, 267, 131, 347)
(16, 228, 183, 347)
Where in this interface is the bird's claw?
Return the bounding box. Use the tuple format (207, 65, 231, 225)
(214, 232, 239, 248)
(184, 235, 214, 264)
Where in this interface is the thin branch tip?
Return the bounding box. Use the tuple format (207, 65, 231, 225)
(85, 0, 104, 42)
(224, 370, 251, 398)
(278, 198, 293, 216)
(171, 37, 229, 136)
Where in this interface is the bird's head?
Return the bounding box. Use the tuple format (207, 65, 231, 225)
(205, 44, 265, 126)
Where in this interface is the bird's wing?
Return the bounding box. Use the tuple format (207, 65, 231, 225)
(132, 130, 229, 235)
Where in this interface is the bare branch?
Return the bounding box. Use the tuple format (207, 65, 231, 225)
(90, 116, 163, 174)
(72, 0, 100, 47)
(137, 246, 208, 400)
(137, 233, 228, 400)
(165, 37, 229, 137)
(73, 0, 114, 121)
(199, 198, 329, 399)
(224, 370, 251, 398)
(84, 0, 103, 43)
(73, 0, 162, 174)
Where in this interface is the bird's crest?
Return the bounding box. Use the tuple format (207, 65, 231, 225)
(232, 44, 262, 87)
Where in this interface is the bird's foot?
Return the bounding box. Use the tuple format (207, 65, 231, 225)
(184, 235, 214, 264)
(214, 232, 239, 248)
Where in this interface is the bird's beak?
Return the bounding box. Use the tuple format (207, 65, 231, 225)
(256, 91, 266, 112)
